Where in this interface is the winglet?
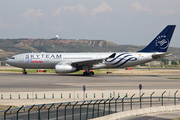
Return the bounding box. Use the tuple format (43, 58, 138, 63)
(107, 53, 116, 59)
(139, 25, 176, 52)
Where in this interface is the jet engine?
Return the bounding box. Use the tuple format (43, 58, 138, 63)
(55, 64, 77, 73)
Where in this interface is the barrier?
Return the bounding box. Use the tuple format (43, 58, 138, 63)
(0, 91, 176, 100)
(1, 92, 180, 120)
(89, 105, 180, 120)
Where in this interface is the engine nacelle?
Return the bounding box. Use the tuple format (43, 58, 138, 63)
(55, 64, 76, 73)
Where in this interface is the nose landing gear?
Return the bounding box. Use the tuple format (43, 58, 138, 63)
(23, 68, 27, 75)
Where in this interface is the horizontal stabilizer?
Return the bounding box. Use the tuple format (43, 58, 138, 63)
(152, 53, 172, 59)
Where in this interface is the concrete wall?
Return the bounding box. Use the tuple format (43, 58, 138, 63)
(89, 105, 180, 120)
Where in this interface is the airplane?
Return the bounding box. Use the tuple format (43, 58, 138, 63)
(6, 25, 176, 76)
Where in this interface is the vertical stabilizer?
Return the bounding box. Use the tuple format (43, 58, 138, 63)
(139, 25, 176, 52)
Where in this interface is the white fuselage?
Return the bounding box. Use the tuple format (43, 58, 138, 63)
(6, 52, 155, 70)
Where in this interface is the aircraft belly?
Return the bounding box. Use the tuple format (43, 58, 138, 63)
(11, 62, 56, 69)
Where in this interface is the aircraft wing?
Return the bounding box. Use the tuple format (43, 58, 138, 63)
(72, 53, 116, 66)
(152, 53, 172, 59)
(57, 53, 116, 66)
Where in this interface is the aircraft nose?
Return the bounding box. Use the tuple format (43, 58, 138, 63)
(6, 59, 10, 64)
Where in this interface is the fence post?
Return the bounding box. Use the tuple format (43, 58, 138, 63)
(61, 93, 63, 98)
(17, 105, 24, 120)
(80, 101, 86, 120)
(109, 97, 114, 114)
(102, 93, 104, 98)
(56, 103, 63, 120)
(86, 93, 87, 98)
(103, 99, 109, 116)
(86, 101, 92, 120)
(65, 102, 70, 120)
(174, 90, 178, 105)
(94, 93, 95, 98)
(48, 103, 54, 120)
(1, 94, 3, 99)
(140, 93, 145, 109)
(150, 92, 155, 107)
(10, 94, 12, 99)
(38, 104, 45, 120)
(162, 91, 166, 106)
(98, 99, 103, 117)
(28, 105, 35, 120)
(72, 102, 78, 120)
(122, 95, 126, 111)
(69, 93, 71, 98)
(4, 106, 12, 120)
(52, 93, 54, 98)
(115, 96, 120, 113)
(130, 94, 135, 110)
(92, 100, 99, 118)
(35, 94, 37, 99)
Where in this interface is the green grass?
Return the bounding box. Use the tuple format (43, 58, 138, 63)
(173, 118, 180, 120)
(168, 77, 180, 79)
(0, 69, 118, 74)
(0, 69, 56, 73)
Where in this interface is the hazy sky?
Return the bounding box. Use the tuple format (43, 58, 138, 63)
(0, 0, 179, 47)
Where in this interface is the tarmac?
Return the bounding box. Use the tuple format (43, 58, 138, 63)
(1, 66, 180, 106)
(1, 66, 180, 119)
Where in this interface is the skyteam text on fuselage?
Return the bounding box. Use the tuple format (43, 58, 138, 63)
(6, 25, 176, 76)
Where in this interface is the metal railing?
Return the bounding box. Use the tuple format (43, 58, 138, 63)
(0, 91, 179, 120)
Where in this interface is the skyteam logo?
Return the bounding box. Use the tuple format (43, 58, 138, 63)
(25, 59, 31, 63)
(155, 35, 169, 49)
(105, 53, 137, 67)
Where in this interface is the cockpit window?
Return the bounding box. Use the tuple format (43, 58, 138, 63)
(10, 57, 15, 59)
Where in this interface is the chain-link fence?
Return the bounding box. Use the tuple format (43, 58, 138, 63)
(0, 90, 179, 120)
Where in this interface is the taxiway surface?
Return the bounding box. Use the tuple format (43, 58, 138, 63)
(0, 72, 180, 92)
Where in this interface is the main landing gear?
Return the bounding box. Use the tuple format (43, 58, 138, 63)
(83, 71, 94, 76)
(23, 68, 27, 75)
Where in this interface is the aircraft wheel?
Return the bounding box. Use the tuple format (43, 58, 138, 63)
(23, 72, 27, 75)
(89, 72, 94, 76)
(83, 72, 88, 76)
(23, 71, 27, 75)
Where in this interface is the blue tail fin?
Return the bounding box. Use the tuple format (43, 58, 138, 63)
(139, 25, 176, 52)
